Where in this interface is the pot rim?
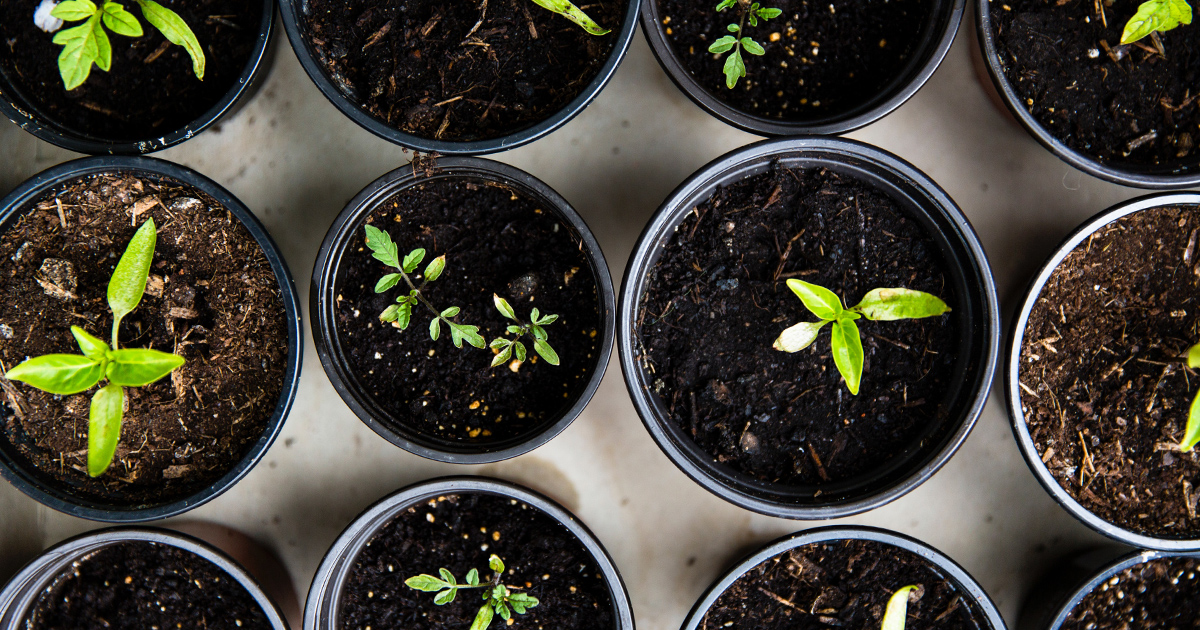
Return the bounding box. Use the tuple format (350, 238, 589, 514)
(638, 0, 965, 136)
(617, 135, 1000, 519)
(1004, 192, 1200, 551)
(302, 475, 635, 630)
(310, 157, 615, 463)
(276, 0, 640, 155)
(0, 155, 303, 522)
(0, 526, 290, 630)
(974, 0, 1200, 189)
(681, 525, 1007, 630)
(0, 0, 275, 155)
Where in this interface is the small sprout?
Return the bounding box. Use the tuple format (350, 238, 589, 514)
(881, 585, 919, 630)
(1122, 0, 1192, 44)
(773, 280, 950, 395)
(405, 554, 539, 630)
(528, 0, 610, 35)
(1179, 342, 1200, 452)
(4, 219, 185, 477)
(708, 0, 782, 88)
(489, 295, 560, 368)
(49, 0, 206, 90)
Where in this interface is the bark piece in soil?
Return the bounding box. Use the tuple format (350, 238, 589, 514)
(1020, 206, 1200, 539)
(638, 164, 959, 487)
(656, 0, 931, 121)
(0, 173, 288, 506)
(25, 541, 272, 630)
(339, 493, 614, 630)
(991, 0, 1200, 170)
(1061, 557, 1200, 629)
(301, 0, 622, 141)
(0, 0, 260, 141)
(701, 539, 985, 630)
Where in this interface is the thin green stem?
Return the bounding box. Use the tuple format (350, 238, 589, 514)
(111, 316, 122, 350)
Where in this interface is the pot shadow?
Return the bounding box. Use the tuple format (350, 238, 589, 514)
(0, 490, 40, 586)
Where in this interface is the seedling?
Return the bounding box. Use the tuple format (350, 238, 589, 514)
(1121, 0, 1192, 45)
(707, 0, 782, 89)
(773, 279, 950, 395)
(530, 0, 610, 35)
(4, 219, 185, 477)
(881, 585, 918, 630)
(1179, 342, 1200, 452)
(405, 554, 540, 630)
(47, 0, 206, 90)
(489, 295, 560, 367)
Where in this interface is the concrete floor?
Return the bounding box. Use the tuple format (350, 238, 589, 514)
(0, 12, 1159, 630)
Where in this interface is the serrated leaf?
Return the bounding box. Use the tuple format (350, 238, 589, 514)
(708, 34, 737, 53)
(757, 7, 783, 18)
(466, 568, 480, 586)
(881, 585, 918, 630)
(450, 323, 485, 349)
(51, 0, 97, 21)
(723, 49, 746, 88)
(494, 294, 517, 320)
(513, 342, 526, 362)
(533, 339, 560, 366)
(491, 343, 513, 368)
(375, 273, 403, 293)
(430, 317, 441, 340)
(424, 255, 446, 282)
(1182, 389, 1200, 452)
(434, 587, 457, 605)
(469, 604, 494, 630)
(785, 279, 843, 320)
(102, 2, 144, 36)
(405, 575, 449, 592)
(87, 383, 123, 477)
(106, 348, 184, 387)
(54, 19, 100, 90)
(852, 288, 950, 321)
(441, 306, 460, 318)
(489, 555, 505, 574)
(108, 219, 157, 338)
(773, 320, 828, 353)
(71, 326, 109, 361)
(402, 248, 426, 273)
(363, 225, 400, 269)
(1122, 0, 1192, 43)
(830, 319, 863, 395)
(136, 0, 205, 79)
(528, 0, 610, 34)
(6, 354, 103, 395)
(742, 37, 765, 55)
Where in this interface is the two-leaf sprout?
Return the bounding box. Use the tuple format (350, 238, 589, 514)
(363, 225, 561, 367)
(1122, 0, 1192, 46)
(4, 219, 185, 477)
(707, 0, 782, 88)
(773, 279, 950, 395)
(881, 585, 919, 630)
(405, 554, 540, 630)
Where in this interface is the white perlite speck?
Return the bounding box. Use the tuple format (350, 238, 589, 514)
(34, 0, 63, 33)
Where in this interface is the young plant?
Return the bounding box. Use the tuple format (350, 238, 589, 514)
(405, 554, 540, 630)
(1122, 0, 1192, 45)
(48, 0, 206, 90)
(772, 279, 950, 395)
(1179, 342, 1200, 452)
(880, 585, 918, 630)
(707, 0, 782, 89)
(530, 0, 610, 35)
(489, 295, 560, 368)
(4, 219, 185, 477)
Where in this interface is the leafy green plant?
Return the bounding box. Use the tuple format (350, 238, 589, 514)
(1122, 0, 1192, 45)
(880, 585, 918, 630)
(707, 0, 782, 89)
(49, 0, 206, 90)
(772, 279, 950, 395)
(405, 554, 540, 630)
(489, 295, 560, 367)
(530, 0, 610, 35)
(1179, 342, 1200, 452)
(4, 219, 185, 477)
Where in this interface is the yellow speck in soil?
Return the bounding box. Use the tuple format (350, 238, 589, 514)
(125, 577, 133, 584)
(769, 32, 781, 42)
(665, 27, 672, 34)
(493, 531, 501, 541)
(662, 15, 670, 24)
(483, 429, 492, 436)
(470, 401, 481, 410)
(481, 527, 488, 533)
(506, 620, 514, 626)
(426, 513, 435, 523)
(879, 39, 887, 47)
(1027, 98, 1034, 105)
(427, 349, 435, 356)
(469, 428, 481, 437)
(570, 586, 577, 593)
(509, 360, 523, 373)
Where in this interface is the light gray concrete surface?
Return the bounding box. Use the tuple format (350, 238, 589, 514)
(0, 15, 1154, 629)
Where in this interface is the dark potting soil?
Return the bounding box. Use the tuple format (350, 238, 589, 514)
(991, 0, 1200, 170)
(334, 176, 601, 446)
(0, 0, 261, 141)
(26, 541, 271, 630)
(656, 0, 931, 121)
(302, 0, 622, 142)
(637, 165, 959, 487)
(1063, 556, 1200, 630)
(1020, 206, 1200, 539)
(701, 539, 984, 630)
(340, 493, 614, 630)
(0, 173, 287, 505)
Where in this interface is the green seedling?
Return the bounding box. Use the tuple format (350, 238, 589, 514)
(773, 279, 950, 395)
(1179, 342, 1200, 452)
(48, 0, 205, 90)
(529, 0, 610, 35)
(1122, 0, 1192, 45)
(489, 295, 560, 367)
(4, 219, 185, 477)
(881, 585, 919, 630)
(708, 0, 782, 88)
(405, 554, 540, 630)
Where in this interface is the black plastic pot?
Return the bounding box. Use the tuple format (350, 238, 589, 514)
(0, 2, 275, 155)
(640, 0, 964, 136)
(0, 527, 292, 629)
(303, 476, 634, 630)
(618, 136, 999, 519)
(277, 0, 639, 155)
(975, 0, 1200, 188)
(311, 157, 614, 463)
(0, 156, 303, 522)
(682, 526, 1007, 630)
(1005, 192, 1200, 552)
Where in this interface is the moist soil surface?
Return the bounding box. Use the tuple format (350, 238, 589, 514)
(1020, 206, 1200, 539)
(657, 0, 931, 121)
(637, 165, 959, 487)
(302, 0, 622, 142)
(1062, 556, 1200, 630)
(991, 0, 1200, 171)
(0, 0, 260, 141)
(701, 539, 984, 630)
(26, 540, 271, 630)
(334, 175, 601, 447)
(0, 173, 287, 506)
(339, 492, 614, 630)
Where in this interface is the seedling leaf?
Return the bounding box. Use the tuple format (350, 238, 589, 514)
(71, 325, 110, 361)
(533, 338, 560, 365)
(101, 2, 144, 36)
(528, 0, 610, 35)
(722, 49, 746, 88)
(425, 255, 446, 281)
(105, 349, 185, 387)
(709, 35, 737, 53)
(1188, 342, 1200, 368)
(513, 342, 526, 362)
(53, 19, 101, 90)
(742, 37, 765, 55)
(489, 554, 505, 573)
(441, 306, 461, 318)
(375, 273, 403, 293)
(87, 383, 123, 477)
(402, 248, 427, 273)
(494, 294, 517, 320)
(52, 0, 98, 20)
(1122, 0, 1192, 44)
(469, 604, 494, 630)
(466, 568, 480, 586)
(852, 288, 951, 321)
(406, 575, 450, 592)
(136, 0, 205, 79)
(430, 317, 441, 341)
(5, 354, 104, 395)
(397, 302, 412, 329)
(364, 225, 400, 268)
(1183, 389, 1200, 452)
(108, 219, 156, 346)
(435, 588, 457, 605)
(830, 319, 863, 395)
(491, 343, 513, 368)
(773, 320, 828, 353)
(881, 585, 918, 630)
(786, 279, 843, 320)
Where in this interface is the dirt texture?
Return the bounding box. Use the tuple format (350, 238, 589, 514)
(1062, 556, 1200, 630)
(340, 492, 614, 630)
(637, 165, 959, 487)
(0, 0, 260, 141)
(1020, 206, 1200, 539)
(334, 175, 601, 446)
(701, 538, 984, 630)
(991, 0, 1200, 171)
(657, 0, 932, 121)
(302, 0, 622, 142)
(25, 540, 271, 630)
(0, 173, 287, 506)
